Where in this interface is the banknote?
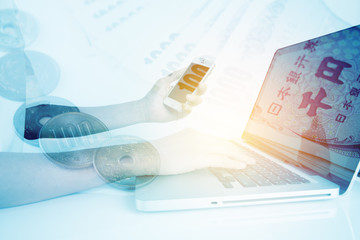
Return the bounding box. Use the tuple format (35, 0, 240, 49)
(62, 0, 252, 83)
(248, 25, 360, 156)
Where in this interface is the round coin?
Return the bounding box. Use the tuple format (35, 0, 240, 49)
(0, 9, 39, 50)
(39, 112, 110, 168)
(13, 96, 78, 146)
(93, 135, 160, 190)
(0, 50, 60, 101)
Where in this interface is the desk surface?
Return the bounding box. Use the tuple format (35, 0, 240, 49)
(0, 178, 359, 240)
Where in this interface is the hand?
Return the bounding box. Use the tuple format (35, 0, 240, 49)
(150, 129, 256, 175)
(141, 69, 207, 122)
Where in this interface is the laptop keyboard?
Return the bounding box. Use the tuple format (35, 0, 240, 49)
(209, 149, 310, 189)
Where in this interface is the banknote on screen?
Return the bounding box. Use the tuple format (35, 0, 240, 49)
(247, 25, 360, 159)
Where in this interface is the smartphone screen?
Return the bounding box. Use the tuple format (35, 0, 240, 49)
(168, 63, 210, 103)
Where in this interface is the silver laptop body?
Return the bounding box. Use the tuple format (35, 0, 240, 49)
(135, 25, 360, 211)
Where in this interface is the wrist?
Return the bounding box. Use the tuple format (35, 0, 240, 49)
(137, 97, 152, 123)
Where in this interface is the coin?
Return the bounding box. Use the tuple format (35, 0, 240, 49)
(0, 9, 39, 50)
(93, 135, 160, 190)
(13, 96, 78, 146)
(0, 50, 60, 101)
(39, 112, 110, 168)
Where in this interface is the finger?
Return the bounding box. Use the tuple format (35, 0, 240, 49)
(186, 94, 202, 106)
(208, 156, 247, 169)
(196, 83, 207, 95)
(182, 103, 192, 113)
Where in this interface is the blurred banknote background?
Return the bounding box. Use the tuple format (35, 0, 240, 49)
(0, 0, 359, 158)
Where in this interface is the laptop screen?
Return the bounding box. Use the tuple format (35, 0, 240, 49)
(243, 25, 360, 194)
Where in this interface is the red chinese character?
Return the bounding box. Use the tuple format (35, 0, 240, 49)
(294, 55, 308, 68)
(268, 103, 282, 115)
(335, 114, 346, 123)
(304, 40, 319, 52)
(343, 100, 352, 110)
(315, 57, 352, 85)
(286, 71, 301, 84)
(277, 87, 291, 100)
(350, 87, 360, 97)
(298, 88, 332, 117)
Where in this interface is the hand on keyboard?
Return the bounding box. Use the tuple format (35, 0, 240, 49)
(151, 128, 256, 175)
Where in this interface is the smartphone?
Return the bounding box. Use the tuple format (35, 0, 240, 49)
(163, 57, 214, 112)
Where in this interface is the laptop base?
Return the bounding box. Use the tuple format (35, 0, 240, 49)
(135, 169, 339, 211)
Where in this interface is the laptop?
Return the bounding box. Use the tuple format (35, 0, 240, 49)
(135, 25, 360, 211)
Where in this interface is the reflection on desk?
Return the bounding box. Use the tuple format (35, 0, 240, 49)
(0, 179, 359, 240)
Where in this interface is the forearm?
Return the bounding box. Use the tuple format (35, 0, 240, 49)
(0, 152, 104, 208)
(79, 99, 149, 130)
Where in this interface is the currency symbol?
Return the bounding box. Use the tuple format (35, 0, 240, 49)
(315, 57, 352, 85)
(335, 114, 346, 123)
(298, 88, 332, 117)
(277, 87, 291, 100)
(268, 103, 282, 115)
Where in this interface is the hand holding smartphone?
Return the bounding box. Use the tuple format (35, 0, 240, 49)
(163, 57, 214, 112)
